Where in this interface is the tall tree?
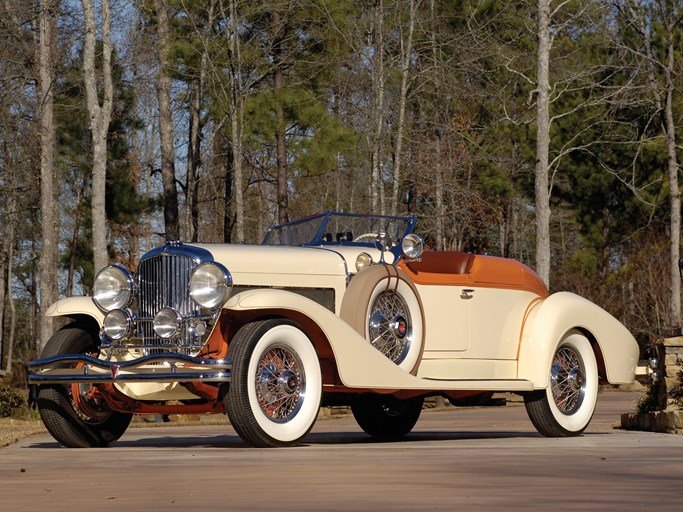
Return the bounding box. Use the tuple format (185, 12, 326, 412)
(272, 7, 288, 224)
(38, 0, 59, 350)
(535, 0, 552, 286)
(370, 0, 386, 214)
(226, 0, 245, 241)
(390, 0, 418, 216)
(154, 0, 180, 240)
(82, 0, 114, 273)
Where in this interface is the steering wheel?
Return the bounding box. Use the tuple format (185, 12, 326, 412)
(353, 233, 379, 243)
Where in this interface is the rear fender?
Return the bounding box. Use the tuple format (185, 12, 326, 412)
(518, 292, 638, 388)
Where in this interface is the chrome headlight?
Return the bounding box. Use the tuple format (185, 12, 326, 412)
(189, 262, 232, 309)
(355, 252, 373, 272)
(103, 309, 132, 341)
(153, 308, 180, 339)
(401, 234, 424, 260)
(93, 265, 134, 312)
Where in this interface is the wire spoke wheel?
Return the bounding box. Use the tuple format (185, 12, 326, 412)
(254, 346, 305, 423)
(368, 291, 412, 364)
(550, 347, 585, 415)
(524, 331, 598, 437)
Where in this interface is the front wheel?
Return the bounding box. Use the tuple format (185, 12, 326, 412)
(351, 394, 423, 439)
(524, 331, 598, 437)
(225, 319, 322, 447)
(37, 321, 132, 448)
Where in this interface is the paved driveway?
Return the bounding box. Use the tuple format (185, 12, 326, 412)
(1, 392, 682, 511)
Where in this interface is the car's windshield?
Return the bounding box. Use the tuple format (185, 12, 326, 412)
(262, 211, 416, 247)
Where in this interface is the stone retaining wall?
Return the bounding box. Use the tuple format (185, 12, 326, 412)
(620, 336, 683, 434)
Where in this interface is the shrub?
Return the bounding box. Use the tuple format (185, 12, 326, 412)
(0, 387, 25, 418)
(668, 358, 683, 410)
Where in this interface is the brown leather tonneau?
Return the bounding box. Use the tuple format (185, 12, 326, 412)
(403, 251, 474, 275)
(400, 251, 548, 298)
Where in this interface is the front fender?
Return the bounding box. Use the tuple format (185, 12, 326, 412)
(517, 292, 638, 387)
(45, 297, 104, 325)
(224, 289, 422, 389)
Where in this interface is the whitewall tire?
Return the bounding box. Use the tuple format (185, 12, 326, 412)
(225, 319, 322, 447)
(525, 331, 598, 437)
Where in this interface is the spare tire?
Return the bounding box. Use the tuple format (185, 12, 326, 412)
(341, 265, 425, 373)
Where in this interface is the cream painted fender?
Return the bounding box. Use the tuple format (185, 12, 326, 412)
(45, 296, 104, 325)
(517, 292, 638, 388)
(225, 289, 429, 389)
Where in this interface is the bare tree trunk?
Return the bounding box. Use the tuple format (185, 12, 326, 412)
(187, 78, 201, 242)
(224, 141, 233, 243)
(154, 0, 180, 241)
(38, 0, 58, 351)
(663, 23, 681, 326)
(129, 137, 142, 266)
(0, 150, 15, 374)
(429, 0, 444, 250)
(390, 0, 417, 216)
(82, 0, 113, 274)
(534, 0, 552, 287)
(186, 1, 214, 243)
(66, 180, 86, 297)
(272, 9, 288, 225)
(370, 0, 385, 214)
(228, 0, 245, 241)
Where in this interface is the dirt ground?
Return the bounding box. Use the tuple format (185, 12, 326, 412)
(0, 419, 46, 448)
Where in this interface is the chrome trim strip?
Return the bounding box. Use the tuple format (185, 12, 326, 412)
(139, 242, 213, 265)
(29, 353, 232, 384)
(29, 371, 231, 384)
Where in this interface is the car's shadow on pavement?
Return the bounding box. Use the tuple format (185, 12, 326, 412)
(27, 429, 561, 449)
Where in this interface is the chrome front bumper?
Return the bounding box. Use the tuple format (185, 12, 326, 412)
(28, 353, 232, 384)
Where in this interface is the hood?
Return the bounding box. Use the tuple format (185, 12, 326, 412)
(188, 243, 351, 285)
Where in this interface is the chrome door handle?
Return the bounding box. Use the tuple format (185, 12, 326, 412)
(460, 289, 474, 300)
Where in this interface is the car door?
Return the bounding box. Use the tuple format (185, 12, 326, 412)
(414, 284, 470, 353)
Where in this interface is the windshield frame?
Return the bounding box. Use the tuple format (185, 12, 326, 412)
(262, 211, 417, 253)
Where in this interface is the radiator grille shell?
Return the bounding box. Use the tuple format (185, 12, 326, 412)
(135, 244, 213, 353)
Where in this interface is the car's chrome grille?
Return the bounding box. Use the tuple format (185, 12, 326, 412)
(137, 253, 200, 353)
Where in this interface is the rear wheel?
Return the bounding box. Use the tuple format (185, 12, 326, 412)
(37, 321, 132, 448)
(225, 319, 322, 447)
(524, 331, 598, 437)
(351, 394, 423, 439)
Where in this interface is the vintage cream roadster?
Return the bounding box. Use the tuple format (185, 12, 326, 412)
(30, 211, 640, 447)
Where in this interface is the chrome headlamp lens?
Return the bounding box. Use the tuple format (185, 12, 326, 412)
(92, 265, 134, 312)
(355, 252, 373, 272)
(189, 262, 232, 309)
(374, 232, 394, 252)
(103, 309, 132, 341)
(401, 234, 424, 260)
(153, 308, 180, 339)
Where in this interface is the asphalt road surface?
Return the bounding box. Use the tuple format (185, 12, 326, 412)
(1, 391, 682, 511)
